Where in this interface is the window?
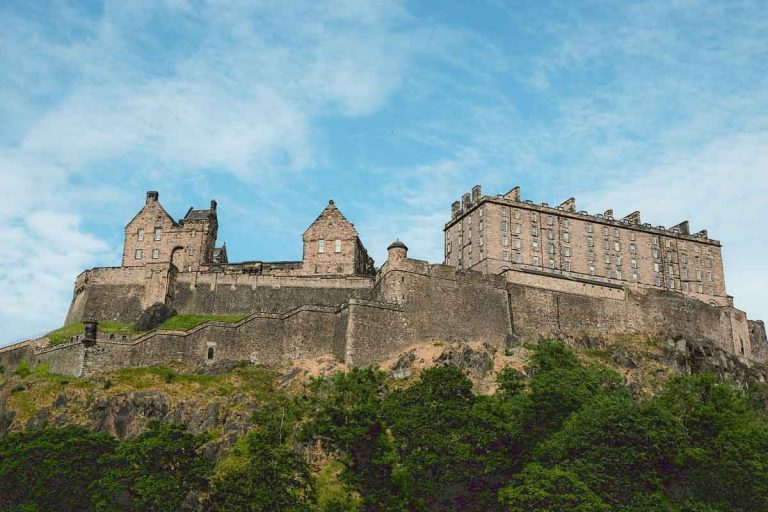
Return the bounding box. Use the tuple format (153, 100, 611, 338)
(668, 265, 674, 275)
(207, 347, 215, 360)
(587, 237, 594, 247)
(632, 272, 638, 283)
(669, 278, 676, 290)
(480, 237, 484, 247)
(532, 227, 539, 237)
(706, 257, 712, 268)
(502, 221, 508, 232)
(564, 260, 571, 271)
(548, 243, 555, 255)
(652, 236, 659, 246)
(532, 241, 539, 251)
(665, 239, 671, 248)
(563, 219, 569, 229)
(681, 268, 688, 279)
(667, 251, 673, 261)
(681, 254, 687, 264)
(549, 259, 555, 269)
(616, 255, 622, 266)
(614, 241, 620, 251)
(629, 243, 636, 254)
(547, 229, 554, 240)
(652, 248, 659, 258)
(698, 283, 704, 293)
(335, 239, 342, 253)
(630, 232, 635, 241)
(513, 209, 520, 219)
(655, 276, 663, 287)
(683, 282, 689, 291)
(479, 208, 484, 217)
(503, 251, 510, 261)
(603, 226, 609, 236)
(514, 224, 521, 234)
(502, 236, 509, 247)
(654, 262, 661, 272)
(502, 206, 510, 218)
(707, 271, 712, 282)
(589, 264, 596, 275)
(533, 255, 540, 266)
(631, 258, 637, 269)
(586, 223, 593, 233)
(514, 238, 521, 250)
(137, 229, 145, 241)
(695, 256, 701, 267)
(514, 252, 521, 263)
(588, 251, 595, 261)
(152, 248, 159, 259)
(696, 270, 702, 281)
(154, 228, 162, 241)
(479, 221, 484, 231)
(547, 215, 554, 226)
(135, 249, 143, 260)
(563, 232, 570, 242)
(614, 228, 619, 238)
(318, 240, 325, 253)
(605, 254, 611, 264)
(564, 247, 571, 257)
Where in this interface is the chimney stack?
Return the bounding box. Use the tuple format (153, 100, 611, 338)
(471, 185, 482, 203)
(451, 201, 461, 218)
(146, 191, 159, 203)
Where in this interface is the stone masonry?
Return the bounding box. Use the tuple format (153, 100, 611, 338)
(0, 187, 764, 377)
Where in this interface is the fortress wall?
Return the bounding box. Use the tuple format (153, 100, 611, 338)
(505, 270, 626, 300)
(65, 267, 155, 325)
(282, 307, 340, 361)
(36, 342, 86, 376)
(170, 273, 371, 315)
(0, 342, 36, 373)
(345, 301, 406, 365)
(750, 321, 768, 363)
(508, 281, 751, 357)
(332, 306, 351, 362)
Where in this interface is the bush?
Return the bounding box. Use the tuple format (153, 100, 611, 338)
(13, 361, 30, 377)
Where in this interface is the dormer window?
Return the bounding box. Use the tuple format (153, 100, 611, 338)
(154, 228, 162, 241)
(137, 229, 144, 241)
(318, 240, 325, 253)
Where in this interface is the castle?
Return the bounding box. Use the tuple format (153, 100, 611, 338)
(1, 186, 765, 376)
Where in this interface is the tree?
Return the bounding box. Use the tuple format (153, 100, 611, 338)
(90, 422, 212, 512)
(0, 427, 116, 512)
(498, 463, 610, 512)
(300, 368, 401, 512)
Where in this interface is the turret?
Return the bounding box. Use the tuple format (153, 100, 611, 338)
(387, 240, 408, 267)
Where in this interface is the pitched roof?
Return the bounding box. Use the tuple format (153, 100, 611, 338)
(184, 208, 213, 221)
(303, 200, 358, 238)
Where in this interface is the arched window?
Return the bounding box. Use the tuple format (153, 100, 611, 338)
(207, 347, 215, 360)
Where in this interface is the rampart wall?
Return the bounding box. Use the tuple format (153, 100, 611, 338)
(2, 255, 760, 377)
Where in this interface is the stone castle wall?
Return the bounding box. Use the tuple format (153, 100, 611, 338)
(0, 253, 760, 377)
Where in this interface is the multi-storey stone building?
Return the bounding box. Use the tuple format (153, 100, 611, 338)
(445, 185, 730, 308)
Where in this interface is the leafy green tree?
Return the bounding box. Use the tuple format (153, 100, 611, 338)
(91, 422, 212, 512)
(0, 427, 116, 512)
(300, 367, 401, 512)
(496, 366, 526, 398)
(206, 432, 315, 511)
(537, 394, 686, 506)
(498, 463, 610, 512)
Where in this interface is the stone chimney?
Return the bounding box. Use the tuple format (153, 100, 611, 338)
(604, 209, 614, 219)
(210, 199, 217, 213)
(451, 201, 461, 218)
(504, 186, 521, 202)
(559, 197, 576, 212)
(471, 185, 482, 203)
(672, 220, 690, 235)
(461, 193, 471, 211)
(146, 191, 159, 204)
(623, 211, 641, 225)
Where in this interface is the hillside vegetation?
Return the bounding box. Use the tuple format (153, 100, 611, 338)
(1, 340, 767, 511)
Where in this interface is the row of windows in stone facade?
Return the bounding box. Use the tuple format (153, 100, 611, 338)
(136, 228, 162, 241)
(317, 239, 343, 254)
(134, 248, 160, 260)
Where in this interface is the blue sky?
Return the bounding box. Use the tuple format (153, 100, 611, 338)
(1, 0, 767, 343)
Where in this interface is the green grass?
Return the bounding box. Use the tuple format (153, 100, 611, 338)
(47, 322, 136, 345)
(157, 314, 248, 331)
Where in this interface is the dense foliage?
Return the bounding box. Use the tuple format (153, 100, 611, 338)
(1, 341, 768, 511)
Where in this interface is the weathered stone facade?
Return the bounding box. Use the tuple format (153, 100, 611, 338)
(445, 185, 730, 307)
(0, 188, 764, 377)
